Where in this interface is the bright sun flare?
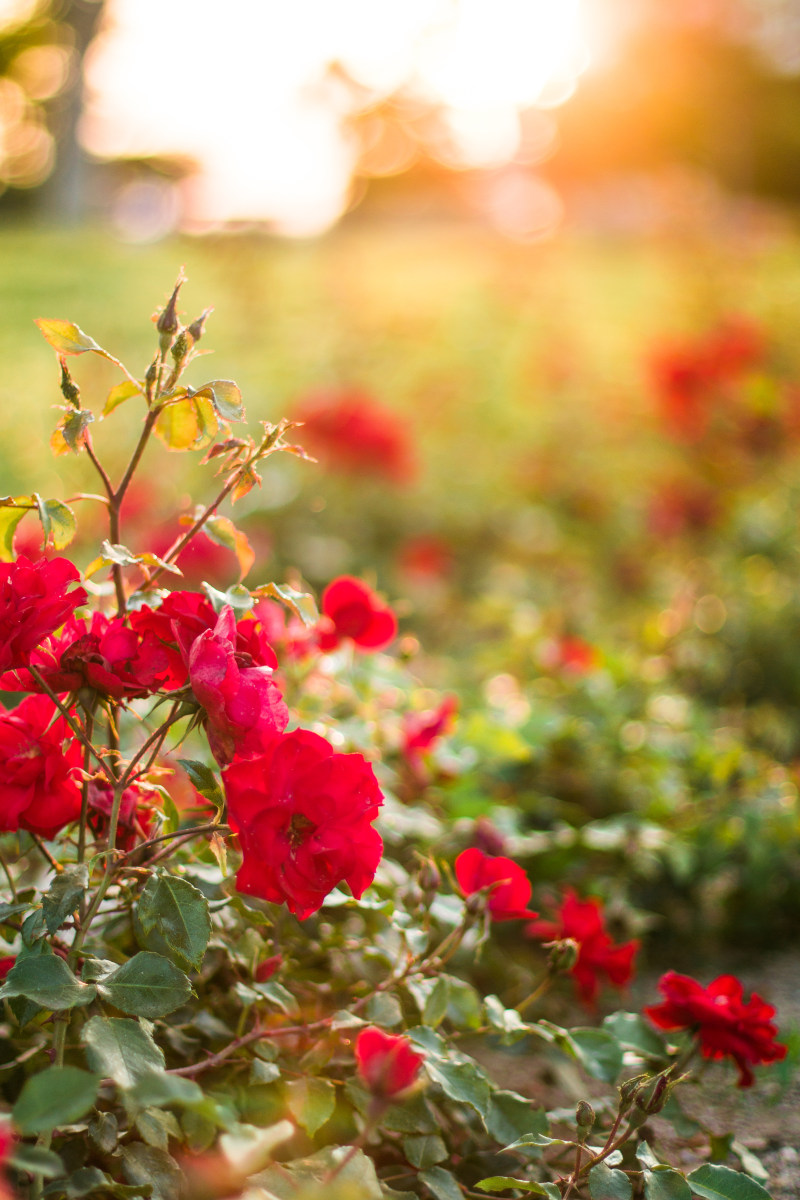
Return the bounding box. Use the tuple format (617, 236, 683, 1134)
(81, 0, 590, 235)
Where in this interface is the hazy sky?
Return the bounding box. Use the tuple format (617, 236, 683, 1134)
(79, 0, 589, 234)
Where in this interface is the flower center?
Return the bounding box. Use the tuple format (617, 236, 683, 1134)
(288, 812, 316, 849)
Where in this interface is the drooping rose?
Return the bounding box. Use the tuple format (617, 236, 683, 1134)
(527, 891, 639, 1006)
(131, 591, 279, 690)
(0, 694, 82, 839)
(355, 1027, 424, 1100)
(317, 576, 397, 653)
(1, 613, 173, 700)
(645, 971, 786, 1088)
(0, 555, 86, 673)
(188, 606, 288, 765)
(223, 729, 384, 919)
(455, 847, 538, 922)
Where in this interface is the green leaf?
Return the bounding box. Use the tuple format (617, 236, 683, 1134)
(0, 954, 96, 1010)
(486, 1091, 548, 1154)
(127, 1069, 206, 1112)
(135, 874, 211, 972)
(8, 1144, 65, 1179)
(409, 1027, 490, 1120)
(13, 1066, 99, 1134)
(204, 514, 254, 580)
(644, 1169, 693, 1200)
(34, 497, 78, 549)
(365, 991, 403, 1027)
(120, 1144, 183, 1200)
(484, 994, 530, 1042)
(686, 1164, 774, 1200)
(475, 1181, 555, 1196)
(446, 977, 483, 1030)
(603, 1012, 669, 1060)
(570, 1028, 624, 1083)
(197, 380, 244, 422)
(136, 1107, 182, 1150)
(82, 1015, 166, 1089)
(419, 1166, 465, 1200)
(175, 759, 225, 809)
(0, 496, 33, 560)
(286, 1077, 336, 1136)
(218, 1121, 298, 1177)
(45, 1166, 151, 1198)
(35, 318, 105, 356)
(202, 581, 254, 614)
(252, 580, 319, 627)
(403, 1135, 448, 1169)
(104, 379, 142, 416)
(98, 953, 192, 1019)
(423, 977, 451, 1028)
(42, 865, 88, 934)
(88, 1110, 119, 1154)
(589, 1161, 633, 1200)
(155, 394, 218, 452)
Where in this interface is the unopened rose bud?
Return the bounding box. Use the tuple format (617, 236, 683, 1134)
(636, 1073, 669, 1115)
(465, 891, 486, 918)
(402, 883, 424, 911)
(547, 937, 580, 975)
(254, 954, 283, 983)
(188, 307, 212, 342)
(156, 273, 184, 349)
(575, 1100, 595, 1130)
(355, 1026, 424, 1101)
(419, 859, 441, 897)
(618, 1074, 646, 1112)
(59, 358, 80, 408)
(171, 329, 189, 368)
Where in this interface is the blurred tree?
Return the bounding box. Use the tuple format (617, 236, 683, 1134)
(0, 0, 105, 218)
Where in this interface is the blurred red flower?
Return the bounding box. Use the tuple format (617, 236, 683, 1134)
(294, 387, 415, 484)
(540, 635, 598, 675)
(224, 728, 384, 919)
(402, 695, 457, 765)
(0, 958, 15, 982)
(0, 695, 82, 839)
(355, 1027, 424, 1100)
(527, 891, 639, 1005)
(1, 613, 173, 700)
(254, 954, 283, 983)
(188, 606, 288, 765)
(455, 847, 538, 921)
(317, 576, 397, 653)
(396, 535, 454, 582)
(0, 555, 86, 673)
(645, 971, 786, 1088)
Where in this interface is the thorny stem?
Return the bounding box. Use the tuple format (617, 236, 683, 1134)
(516, 974, 553, 1015)
(77, 710, 95, 866)
(120, 822, 229, 862)
(0, 849, 16, 899)
(28, 834, 61, 873)
(118, 699, 186, 789)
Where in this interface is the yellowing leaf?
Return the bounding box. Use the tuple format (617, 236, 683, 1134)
(252, 581, 319, 627)
(155, 396, 218, 452)
(104, 379, 142, 416)
(199, 380, 244, 422)
(37, 498, 77, 551)
(35, 318, 104, 356)
(231, 464, 261, 503)
(0, 496, 33, 561)
(204, 515, 255, 580)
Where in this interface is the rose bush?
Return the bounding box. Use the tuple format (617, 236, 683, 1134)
(0, 279, 787, 1200)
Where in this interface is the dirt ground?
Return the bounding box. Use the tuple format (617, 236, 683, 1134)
(470, 949, 800, 1198)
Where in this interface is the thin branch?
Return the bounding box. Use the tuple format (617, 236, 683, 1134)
(27, 667, 113, 781)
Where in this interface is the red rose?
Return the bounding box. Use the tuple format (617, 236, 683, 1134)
(0, 694, 82, 839)
(317, 577, 397, 653)
(131, 592, 279, 690)
(355, 1026, 424, 1100)
(527, 891, 639, 1006)
(402, 695, 457, 765)
(455, 847, 538, 922)
(188, 606, 288, 765)
(223, 729, 384, 919)
(0, 958, 15, 982)
(1, 613, 173, 700)
(293, 388, 415, 484)
(0, 555, 86, 672)
(254, 954, 283, 982)
(644, 971, 786, 1088)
